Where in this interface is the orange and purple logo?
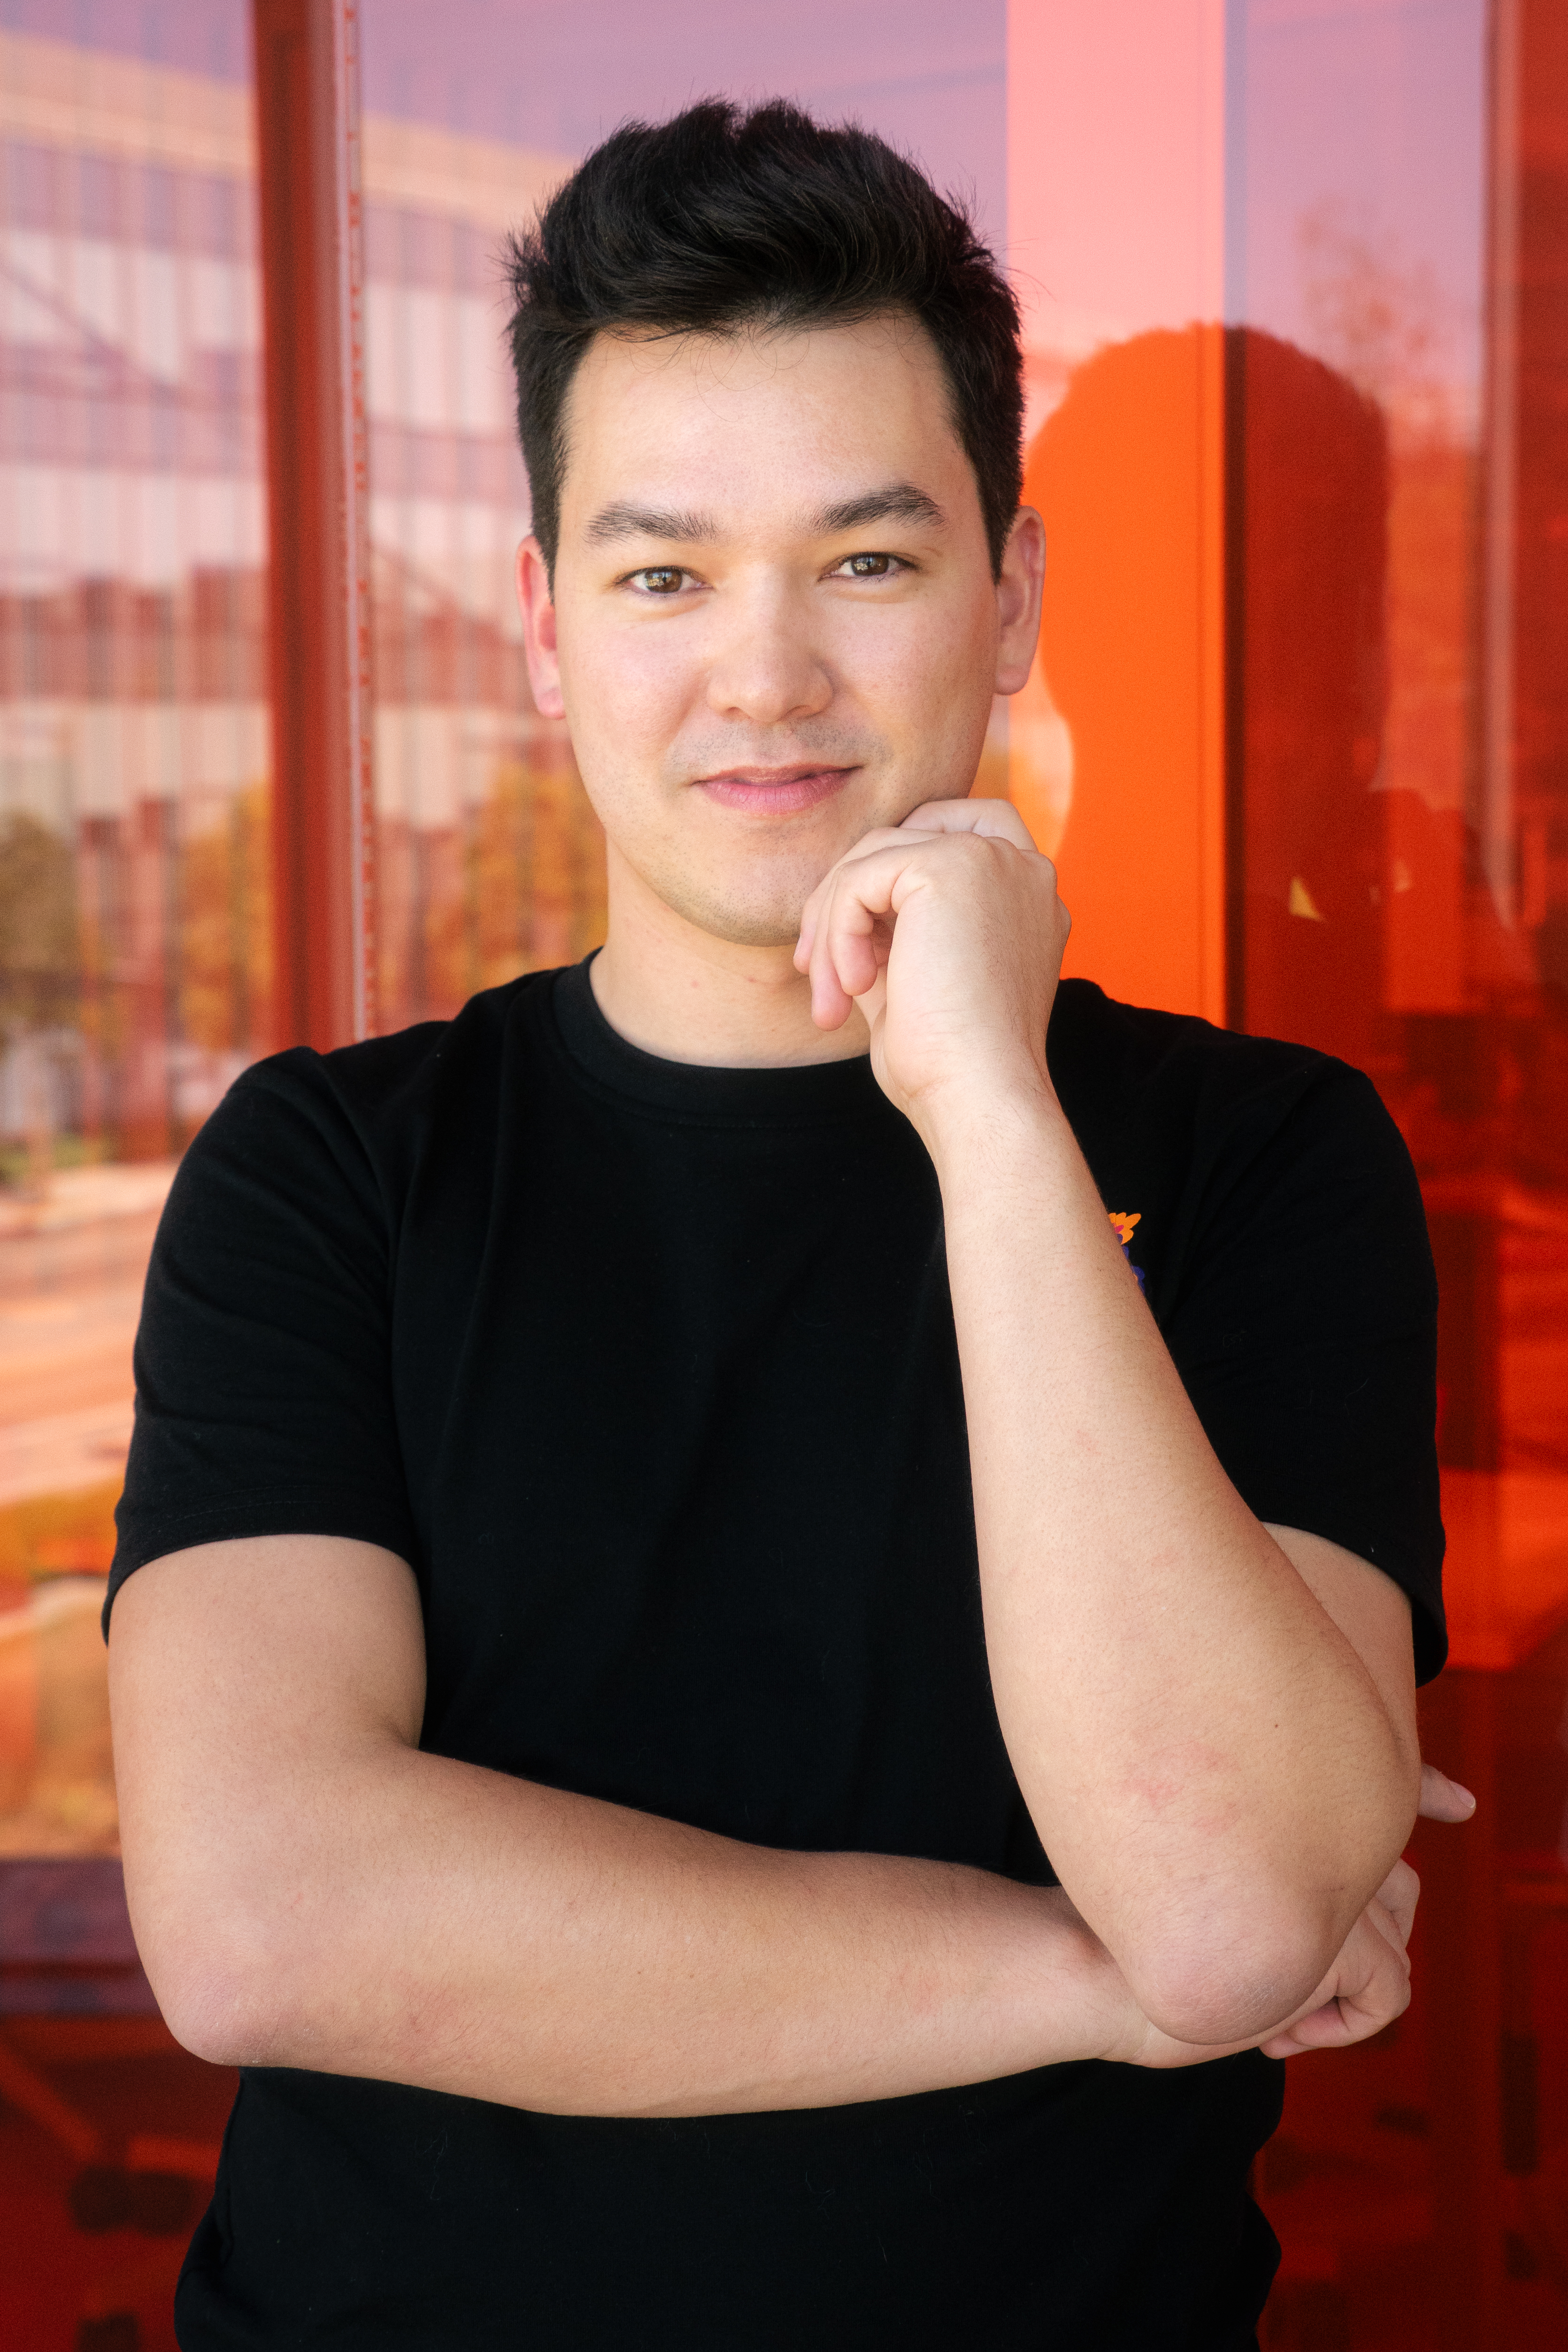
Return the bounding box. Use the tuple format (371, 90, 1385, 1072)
(1109, 1211, 1145, 1290)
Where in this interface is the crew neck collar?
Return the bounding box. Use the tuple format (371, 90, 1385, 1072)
(549, 955, 885, 1125)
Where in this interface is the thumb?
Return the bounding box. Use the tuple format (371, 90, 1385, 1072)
(1418, 1761, 1476, 1822)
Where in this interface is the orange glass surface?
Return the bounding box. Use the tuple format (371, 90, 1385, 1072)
(1007, 0, 1227, 1020)
(1016, 324, 1226, 1019)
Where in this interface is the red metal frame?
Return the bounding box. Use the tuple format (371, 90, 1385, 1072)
(252, 0, 375, 1052)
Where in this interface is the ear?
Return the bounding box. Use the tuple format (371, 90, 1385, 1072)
(994, 506, 1046, 699)
(517, 537, 566, 720)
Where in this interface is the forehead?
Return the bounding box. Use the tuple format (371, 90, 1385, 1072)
(557, 314, 970, 523)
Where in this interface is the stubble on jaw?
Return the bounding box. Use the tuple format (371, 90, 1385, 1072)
(619, 838, 827, 950)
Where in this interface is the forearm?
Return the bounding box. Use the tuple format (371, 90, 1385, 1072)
(929, 1081, 1419, 2039)
(135, 1741, 1128, 2115)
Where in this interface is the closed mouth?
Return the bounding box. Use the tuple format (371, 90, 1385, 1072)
(692, 765, 857, 813)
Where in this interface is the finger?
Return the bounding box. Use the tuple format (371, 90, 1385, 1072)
(806, 858, 890, 1028)
(1374, 1859, 1420, 1950)
(1260, 2005, 1355, 2058)
(899, 796, 1040, 852)
(1265, 1952, 1414, 2055)
(1259, 1905, 1411, 2056)
(794, 872, 828, 973)
(1418, 1762, 1476, 1822)
(794, 828, 940, 974)
(808, 843, 923, 1025)
(1260, 1957, 1414, 2059)
(802, 869, 857, 1024)
(1260, 2006, 1344, 2058)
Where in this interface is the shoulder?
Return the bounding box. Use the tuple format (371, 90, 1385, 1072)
(166, 971, 559, 1248)
(1050, 987, 1444, 1677)
(251, 970, 551, 1122)
(1049, 978, 1345, 1126)
(1048, 978, 1409, 1190)
(214, 971, 552, 1159)
(1049, 980, 1432, 1324)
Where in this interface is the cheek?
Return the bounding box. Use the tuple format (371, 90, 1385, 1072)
(561, 619, 699, 760)
(850, 603, 991, 737)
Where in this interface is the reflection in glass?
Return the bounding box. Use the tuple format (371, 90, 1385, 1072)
(1225, 2, 1568, 2341)
(1230, 0, 1568, 1654)
(0, 15, 268, 1855)
(0, 22, 260, 2351)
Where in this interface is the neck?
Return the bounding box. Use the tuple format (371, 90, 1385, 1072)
(588, 846, 870, 1069)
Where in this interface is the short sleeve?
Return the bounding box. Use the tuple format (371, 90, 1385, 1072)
(105, 1054, 421, 1629)
(1163, 1062, 1446, 1681)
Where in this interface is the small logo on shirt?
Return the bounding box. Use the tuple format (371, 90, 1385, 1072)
(1109, 1211, 1146, 1291)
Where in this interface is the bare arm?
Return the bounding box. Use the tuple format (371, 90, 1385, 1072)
(935, 1094, 1420, 2041)
(111, 1535, 1147, 2117)
(112, 1532, 1444, 2111)
(798, 800, 1427, 2044)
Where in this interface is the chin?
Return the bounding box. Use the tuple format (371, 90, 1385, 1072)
(640, 848, 832, 951)
(690, 898, 806, 951)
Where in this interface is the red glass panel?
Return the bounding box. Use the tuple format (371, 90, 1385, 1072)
(1009, 4, 1568, 2337)
(1226, 1, 1568, 2341)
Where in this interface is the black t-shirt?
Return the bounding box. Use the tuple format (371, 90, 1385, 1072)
(109, 962, 1445, 2352)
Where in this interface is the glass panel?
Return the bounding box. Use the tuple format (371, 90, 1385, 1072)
(3, 7, 1549, 2343)
(358, 0, 1009, 1026)
(1008, 0, 1227, 1020)
(1007, 3, 1568, 2334)
(0, 7, 268, 1850)
(1230, 0, 1568, 1637)
(0, 15, 260, 2346)
(1225, 0, 1568, 2339)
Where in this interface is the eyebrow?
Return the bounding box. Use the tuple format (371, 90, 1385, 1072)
(811, 484, 946, 535)
(581, 482, 947, 547)
(584, 502, 715, 545)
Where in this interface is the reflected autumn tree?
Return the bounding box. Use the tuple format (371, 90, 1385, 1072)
(0, 814, 80, 1189)
(177, 783, 272, 1061)
(372, 542, 609, 1028)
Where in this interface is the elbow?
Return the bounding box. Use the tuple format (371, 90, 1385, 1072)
(130, 1889, 299, 2070)
(155, 1949, 291, 2070)
(1116, 1788, 1421, 2048)
(1122, 1905, 1343, 2048)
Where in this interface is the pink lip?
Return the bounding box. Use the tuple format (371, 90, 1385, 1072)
(694, 764, 857, 815)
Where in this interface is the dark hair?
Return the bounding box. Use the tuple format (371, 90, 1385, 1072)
(504, 99, 1024, 580)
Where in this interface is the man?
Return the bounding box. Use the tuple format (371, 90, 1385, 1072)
(108, 101, 1466, 2349)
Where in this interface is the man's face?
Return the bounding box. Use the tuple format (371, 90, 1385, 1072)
(519, 313, 1041, 948)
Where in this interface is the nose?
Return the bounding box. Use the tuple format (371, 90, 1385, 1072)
(703, 576, 832, 727)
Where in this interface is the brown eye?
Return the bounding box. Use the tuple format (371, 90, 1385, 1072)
(632, 566, 686, 594)
(841, 552, 895, 577)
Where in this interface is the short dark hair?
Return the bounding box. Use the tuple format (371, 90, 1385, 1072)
(504, 99, 1024, 581)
